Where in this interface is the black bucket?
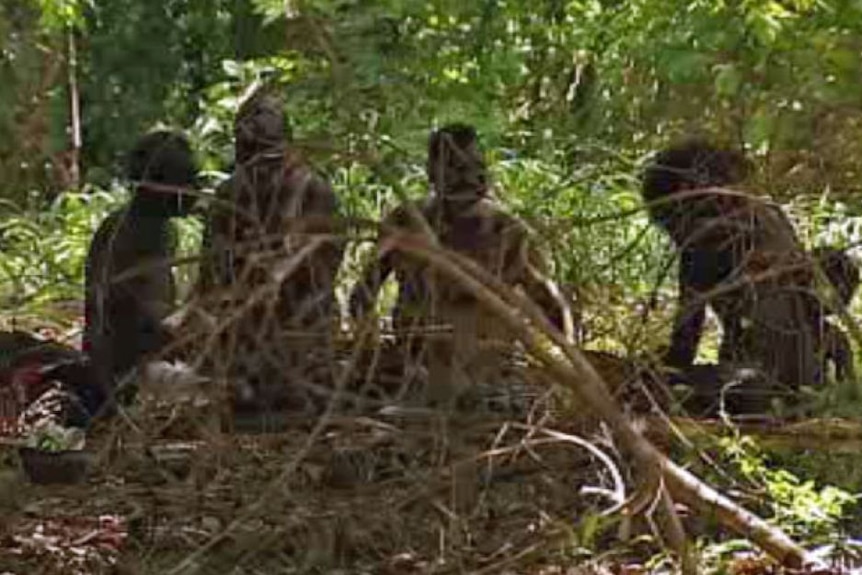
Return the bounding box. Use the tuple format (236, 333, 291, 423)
(18, 447, 91, 485)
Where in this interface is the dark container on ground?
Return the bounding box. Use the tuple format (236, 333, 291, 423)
(18, 447, 91, 484)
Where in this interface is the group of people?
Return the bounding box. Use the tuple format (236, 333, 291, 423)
(1, 88, 857, 434)
(77, 90, 571, 426)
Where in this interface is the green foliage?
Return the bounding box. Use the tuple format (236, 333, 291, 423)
(26, 420, 85, 452)
(0, 188, 121, 313)
(173, 211, 203, 301)
(75, 0, 241, 177)
(2, 1, 862, 565)
(0, 185, 203, 324)
(5, 0, 860, 348)
(719, 435, 857, 541)
(6, 0, 862, 202)
(32, 0, 90, 31)
(493, 151, 673, 350)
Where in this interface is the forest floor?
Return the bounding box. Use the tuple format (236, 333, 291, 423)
(2, 394, 862, 574)
(0, 317, 861, 573)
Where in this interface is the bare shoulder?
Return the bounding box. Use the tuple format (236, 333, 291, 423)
(89, 207, 130, 252)
(203, 178, 236, 220)
(212, 177, 235, 201)
(86, 206, 134, 281)
(475, 199, 530, 236)
(305, 172, 339, 213)
(383, 199, 430, 228)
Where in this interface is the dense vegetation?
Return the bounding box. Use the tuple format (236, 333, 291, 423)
(5, 0, 862, 335)
(5, 0, 862, 572)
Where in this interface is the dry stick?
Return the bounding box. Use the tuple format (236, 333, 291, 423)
(421, 226, 687, 558)
(170, 237, 332, 372)
(166, 307, 373, 575)
(66, 27, 81, 189)
(387, 230, 684, 549)
(388, 234, 809, 570)
(486, 426, 627, 516)
(388, 235, 693, 572)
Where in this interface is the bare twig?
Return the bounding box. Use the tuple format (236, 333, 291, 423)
(388, 233, 810, 570)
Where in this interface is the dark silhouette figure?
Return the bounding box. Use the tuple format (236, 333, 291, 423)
(350, 123, 570, 407)
(642, 138, 819, 406)
(713, 246, 859, 385)
(810, 247, 859, 383)
(84, 130, 199, 409)
(195, 90, 344, 418)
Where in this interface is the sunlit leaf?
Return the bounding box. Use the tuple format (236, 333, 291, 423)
(714, 63, 742, 97)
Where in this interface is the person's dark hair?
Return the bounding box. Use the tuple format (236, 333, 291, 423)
(427, 122, 487, 198)
(127, 130, 199, 216)
(428, 123, 479, 162)
(640, 137, 752, 236)
(127, 130, 197, 188)
(235, 90, 286, 163)
(641, 137, 751, 204)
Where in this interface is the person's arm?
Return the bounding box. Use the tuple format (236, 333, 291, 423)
(512, 225, 573, 339)
(663, 260, 707, 368)
(348, 208, 404, 323)
(825, 322, 856, 383)
(306, 177, 347, 265)
(196, 178, 235, 292)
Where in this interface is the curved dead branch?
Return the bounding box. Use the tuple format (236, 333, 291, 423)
(388, 232, 810, 571)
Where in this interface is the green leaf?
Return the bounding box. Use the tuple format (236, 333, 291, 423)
(33, 0, 89, 31)
(663, 49, 710, 83)
(714, 63, 741, 97)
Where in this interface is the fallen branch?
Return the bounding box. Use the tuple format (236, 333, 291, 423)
(390, 233, 809, 570)
(657, 416, 862, 454)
